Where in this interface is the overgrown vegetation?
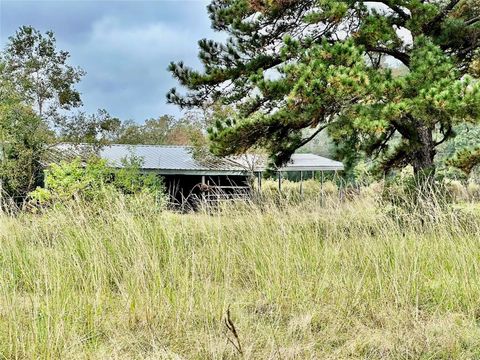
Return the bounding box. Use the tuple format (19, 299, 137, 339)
(2, 190, 480, 358)
(29, 156, 166, 209)
(0, 82, 53, 202)
(1, 6, 479, 358)
(0, 26, 209, 206)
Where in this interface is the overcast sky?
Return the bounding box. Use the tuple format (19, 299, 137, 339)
(0, 0, 219, 121)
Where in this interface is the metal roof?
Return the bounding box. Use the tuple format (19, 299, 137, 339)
(100, 145, 245, 175)
(283, 153, 344, 171)
(52, 144, 344, 175)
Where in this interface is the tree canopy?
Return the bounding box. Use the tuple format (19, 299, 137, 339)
(0, 25, 207, 204)
(1, 26, 85, 121)
(0, 80, 52, 202)
(168, 0, 480, 176)
(112, 115, 205, 146)
(0, 26, 86, 204)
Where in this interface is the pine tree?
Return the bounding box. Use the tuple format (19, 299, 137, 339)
(168, 0, 480, 176)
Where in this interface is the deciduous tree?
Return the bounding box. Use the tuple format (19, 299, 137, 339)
(1, 26, 85, 121)
(114, 115, 205, 146)
(0, 79, 52, 203)
(56, 109, 122, 146)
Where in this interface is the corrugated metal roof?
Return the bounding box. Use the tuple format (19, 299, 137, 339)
(285, 153, 344, 171)
(228, 153, 344, 172)
(100, 145, 240, 172)
(52, 144, 344, 174)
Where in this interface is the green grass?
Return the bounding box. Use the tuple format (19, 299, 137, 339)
(2, 193, 480, 359)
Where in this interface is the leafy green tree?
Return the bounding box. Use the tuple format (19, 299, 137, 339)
(115, 116, 177, 145)
(168, 0, 480, 177)
(1, 26, 85, 120)
(33, 158, 113, 203)
(56, 112, 207, 147)
(56, 109, 122, 146)
(0, 80, 52, 202)
(114, 155, 164, 195)
(0, 26, 88, 204)
(114, 115, 205, 146)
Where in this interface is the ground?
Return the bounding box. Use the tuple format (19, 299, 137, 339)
(1, 190, 480, 359)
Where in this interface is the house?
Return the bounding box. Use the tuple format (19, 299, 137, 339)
(52, 144, 344, 204)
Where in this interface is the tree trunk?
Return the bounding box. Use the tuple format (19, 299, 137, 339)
(412, 125, 435, 178)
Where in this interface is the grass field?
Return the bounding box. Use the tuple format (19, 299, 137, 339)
(2, 191, 480, 359)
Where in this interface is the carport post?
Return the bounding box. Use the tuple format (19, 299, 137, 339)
(300, 171, 304, 197)
(320, 171, 324, 205)
(278, 171, 282, 193)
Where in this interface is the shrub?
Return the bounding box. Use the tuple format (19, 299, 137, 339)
(35, 158, 112, 203)
(29, 156, 166, 208)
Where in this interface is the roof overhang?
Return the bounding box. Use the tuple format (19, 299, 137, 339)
(279, 166, 343, 172)
(139, 168, 250, 176)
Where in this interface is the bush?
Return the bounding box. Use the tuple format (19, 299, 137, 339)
(29, 156, 166, 209)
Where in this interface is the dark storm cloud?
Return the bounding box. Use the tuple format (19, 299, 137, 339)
(0, 0, 220, 121)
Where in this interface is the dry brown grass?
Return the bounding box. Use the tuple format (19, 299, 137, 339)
(1, 191, 480, 359)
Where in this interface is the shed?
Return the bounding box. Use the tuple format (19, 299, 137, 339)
(53, 144, 344, 203)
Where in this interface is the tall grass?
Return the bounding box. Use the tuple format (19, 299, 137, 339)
(1, 191, 480, 359)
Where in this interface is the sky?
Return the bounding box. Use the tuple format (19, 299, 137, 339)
(0, 0, 220, 122)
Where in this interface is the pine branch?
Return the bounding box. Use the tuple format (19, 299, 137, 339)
(424, 0, 462, 35)
(365, 46, 411, 67)
(368, 1, 411, 22)
(465, 16, 480, 26)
